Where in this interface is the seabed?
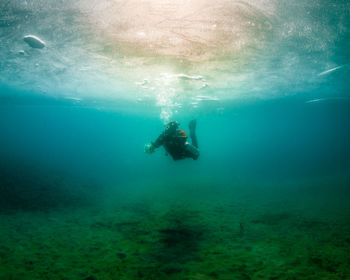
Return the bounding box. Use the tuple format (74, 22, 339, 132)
(1, 165, 349, 280)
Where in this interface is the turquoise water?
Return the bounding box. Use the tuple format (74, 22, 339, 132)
(1, 0, 350, 279)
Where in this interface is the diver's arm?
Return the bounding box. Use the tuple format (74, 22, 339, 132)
(152, 132, 165, 148)
(145, 132, 165, 154)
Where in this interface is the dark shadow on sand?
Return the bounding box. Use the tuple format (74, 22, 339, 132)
(151, 208, 206, 276)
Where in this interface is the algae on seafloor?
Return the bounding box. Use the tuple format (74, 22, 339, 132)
(1, 174, 350, 279)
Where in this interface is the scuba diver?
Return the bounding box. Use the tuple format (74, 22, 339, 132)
(144, 120, 199, 160)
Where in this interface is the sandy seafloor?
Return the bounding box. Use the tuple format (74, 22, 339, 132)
(1, 171, 350, 280)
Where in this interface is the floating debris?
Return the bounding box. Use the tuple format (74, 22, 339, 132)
(318, 66, 342, 76)
(176, 74, 204, 80)
(305, 97, 349, 104)
(23, 35, 46, 49)
(305, 98, 324, 104)
(135, 79, 149, 86)
(193, 95, 219, 101)
(201, 83, 209, 89)
(64, 97, 82, 102)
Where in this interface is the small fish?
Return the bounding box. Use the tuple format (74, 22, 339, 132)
(23, 35, 46, 49)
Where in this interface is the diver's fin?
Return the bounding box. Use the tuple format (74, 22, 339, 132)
(188, 119, 198, 148)
(189, 119, 196, 131)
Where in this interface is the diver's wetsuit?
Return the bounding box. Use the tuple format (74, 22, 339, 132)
(152, 120, 199, 160)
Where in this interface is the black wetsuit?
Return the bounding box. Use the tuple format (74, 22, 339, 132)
(152, 121, 199, 160)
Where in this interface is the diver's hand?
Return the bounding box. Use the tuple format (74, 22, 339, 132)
(144, 143, 155, 154)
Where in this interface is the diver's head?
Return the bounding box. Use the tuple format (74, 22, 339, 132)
(165, 121, 179, 133)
